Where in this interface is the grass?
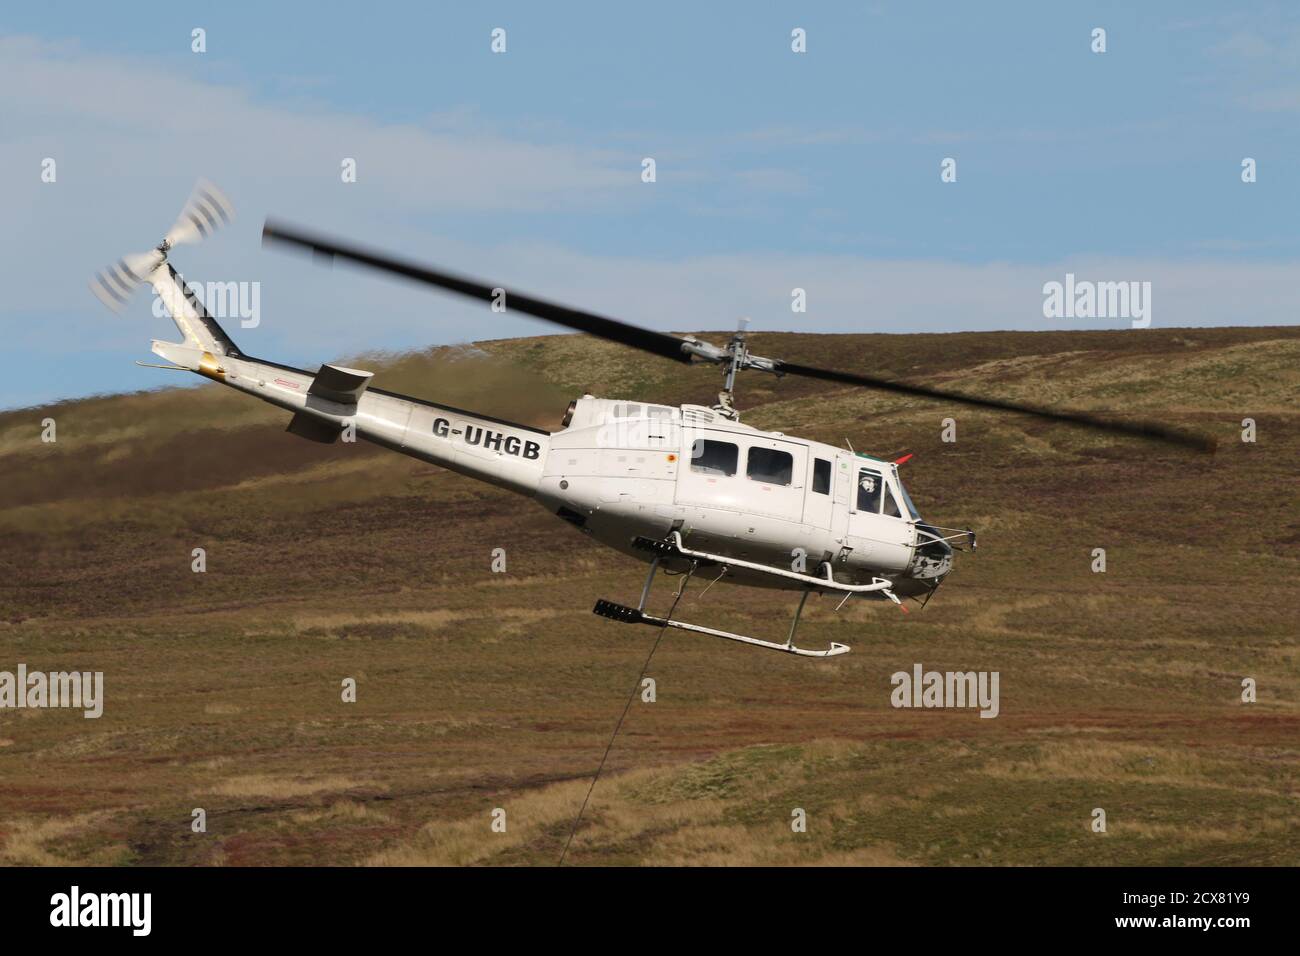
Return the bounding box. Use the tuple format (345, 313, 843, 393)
(0, 328, 1297, 866)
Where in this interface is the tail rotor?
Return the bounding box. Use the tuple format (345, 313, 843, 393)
(89, 179, 234, 314)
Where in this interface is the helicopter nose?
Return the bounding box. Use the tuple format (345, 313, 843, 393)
(908, 523, 953, 581)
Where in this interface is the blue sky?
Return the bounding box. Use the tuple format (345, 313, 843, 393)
(2, 2, 1298, 408)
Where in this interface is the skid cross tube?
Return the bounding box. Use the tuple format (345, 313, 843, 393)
(637, 555, 661, 611)
(787, 590, 811, 649)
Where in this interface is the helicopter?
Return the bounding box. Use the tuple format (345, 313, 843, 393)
(91, 183, 1214, 658)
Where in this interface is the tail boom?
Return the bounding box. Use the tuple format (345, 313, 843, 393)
(149, 274, 549, 496)
(191, 349, 551, 496)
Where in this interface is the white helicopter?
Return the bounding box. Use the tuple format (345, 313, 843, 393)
(92, 184, 1213, 658)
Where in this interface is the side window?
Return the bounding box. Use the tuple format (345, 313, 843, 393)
(883, 483, 903, 518)
(690, 439, 738, 477)
(856, 468, 883, 513)
(747, 447, 794, 486)
(812, 458, 832, 495)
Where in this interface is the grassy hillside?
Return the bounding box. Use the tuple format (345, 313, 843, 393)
(0, 327, 1297, 866)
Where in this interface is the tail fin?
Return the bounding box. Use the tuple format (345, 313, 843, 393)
(88, 179, 238, 370)
(150, 264, 242, 361)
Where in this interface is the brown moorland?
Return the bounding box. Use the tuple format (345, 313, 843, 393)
(0, 327, 1296, 866)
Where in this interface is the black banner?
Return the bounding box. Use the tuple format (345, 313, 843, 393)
(0, 866, 1286, 943)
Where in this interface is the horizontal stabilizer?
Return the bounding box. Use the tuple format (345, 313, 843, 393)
(286, 411, 343, 443)
(307, 364, 373, 405)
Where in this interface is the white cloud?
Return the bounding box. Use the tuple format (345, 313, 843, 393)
(1239, 87, 1300, 112)
(0, 36, 632, 213)
(453, 248, 1300, 338)
(2, 33, 1298, 409)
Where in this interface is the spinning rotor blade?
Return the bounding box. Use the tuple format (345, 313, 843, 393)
(89, 249, 164, 313)
(773, 360, 1216, 452)
(165, 179, 234, 247)
(261, 221, 1215, 453)
(261, 221, 697, 364)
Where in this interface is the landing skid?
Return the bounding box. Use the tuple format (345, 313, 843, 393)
(594, 597, 849, 657)
(591, 533, 898, 658)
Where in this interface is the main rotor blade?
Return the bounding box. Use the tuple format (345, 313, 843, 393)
(262, 221, 696, 364)
(262, 220, 1213, 452)
(774, 360, 1216, 453)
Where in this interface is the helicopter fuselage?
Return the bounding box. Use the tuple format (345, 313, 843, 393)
(161, 351, 947, 599)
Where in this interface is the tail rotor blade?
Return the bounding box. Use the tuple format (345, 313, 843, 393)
(88, 250, 163, 314)
(165, 179, 234, 247)
(89, 267, 134, 313)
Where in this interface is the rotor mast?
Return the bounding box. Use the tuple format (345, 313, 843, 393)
(715, 319, 748, 419)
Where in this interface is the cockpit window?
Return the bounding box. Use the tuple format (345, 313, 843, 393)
(858, 466, 913, 518)
(856, 468, 883, 512)
(883, 483, 903, 518)
(896, 480, 922, 520)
